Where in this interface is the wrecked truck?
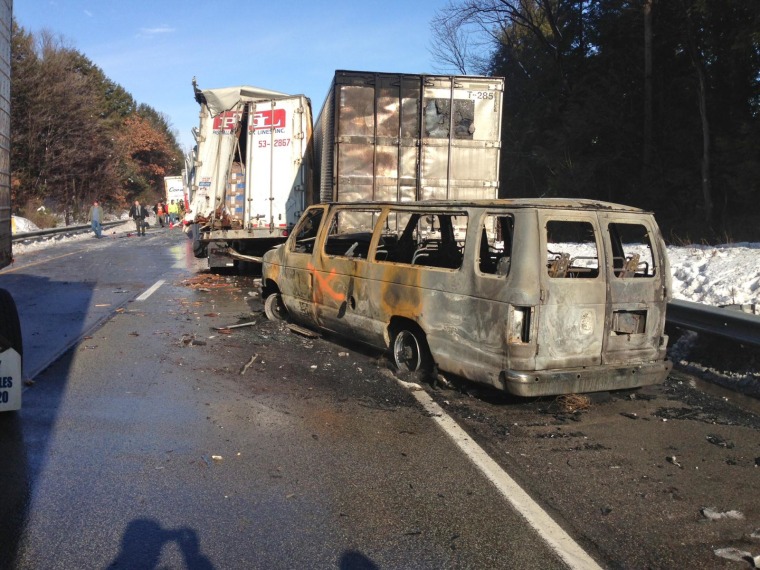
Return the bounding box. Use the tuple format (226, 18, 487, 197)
(260, 199, 673, 397)
(186, 82, 315, 270)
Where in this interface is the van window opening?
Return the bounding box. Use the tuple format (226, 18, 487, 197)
(479, 214, 514, 276)
(546, 220, 599, 278)
(323, 209, 382, 259)
(291, 208, 324, 254)
(608, 223, 656, 278)
(375, 210, 467, 269)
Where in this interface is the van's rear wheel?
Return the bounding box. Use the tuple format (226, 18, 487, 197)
(392, 327, 430, 373)
(264, 293, 287, 321)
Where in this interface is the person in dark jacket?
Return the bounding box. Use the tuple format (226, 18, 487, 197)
(129, 200, 149, 236)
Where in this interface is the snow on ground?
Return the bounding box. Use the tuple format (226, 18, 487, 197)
(668, 243, 760, 307)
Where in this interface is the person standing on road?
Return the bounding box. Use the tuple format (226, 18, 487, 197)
(88, 200, 103, 238)
(129, 200, 148, 237)
(154, 202, 166, 228)
(168, 200, 180, 226)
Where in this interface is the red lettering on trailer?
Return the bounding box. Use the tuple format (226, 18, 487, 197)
(251, 109, 286, 130)
(213, 111, 242, 132)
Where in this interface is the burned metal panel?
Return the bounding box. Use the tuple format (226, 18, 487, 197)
(598, 211, 670, 365)
(534, 214, 607, 370)
(314, 71, 503, 204)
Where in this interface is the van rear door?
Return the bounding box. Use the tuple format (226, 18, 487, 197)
(537, 214, 606, 370)
(599, 213, 669, 364)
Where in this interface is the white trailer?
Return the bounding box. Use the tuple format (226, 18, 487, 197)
(0, 0, 22, 412)
(163, 175, 185, 209)
(186, 82, 315, 269)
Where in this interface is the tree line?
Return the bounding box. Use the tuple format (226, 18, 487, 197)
(10, 21, 183, 225)
(432, 0, 760, 242)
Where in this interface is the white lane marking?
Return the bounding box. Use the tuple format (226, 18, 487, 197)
(135, 280, 165, 301)
(397, 379, 603, 570)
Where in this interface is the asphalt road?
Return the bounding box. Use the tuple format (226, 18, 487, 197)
(1, 225, 759, 569)
(0, 226, 568, 569)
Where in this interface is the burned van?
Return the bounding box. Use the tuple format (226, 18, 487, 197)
(260, 199, 672, 396)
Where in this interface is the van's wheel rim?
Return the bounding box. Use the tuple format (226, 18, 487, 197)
(393, 329, 422, 372)
(264, 293, 287, 321)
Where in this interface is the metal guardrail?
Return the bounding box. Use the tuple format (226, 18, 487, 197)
(667, 299, 760, 347)
(11, 220, 126, 241)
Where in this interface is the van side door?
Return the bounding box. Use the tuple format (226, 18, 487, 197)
(314, 207, 384, 344)
(277, 205, 327, 326)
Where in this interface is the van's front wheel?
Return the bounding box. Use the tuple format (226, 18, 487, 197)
(264, 293, 287, 321)
(392, 327, 431, 373)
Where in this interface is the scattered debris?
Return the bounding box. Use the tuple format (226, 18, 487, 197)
(666, 456, 683, 468)
(211, 455, 223, 462)
(556, 394, 591, 413)
(701, 507, 744, 521)
(214, 320, 257, 331)
(620, 412, 639, 420)
(240, 354, 259, 375)
(600, 505, 613, 516)
(338, 352, 349, 357)
(95, 303, 110, 307)
(129, 332, 139, 337)
(706, 434, 735, 449)
(24, 379, 34, 387)
(714, 548, 760, 568)
(288, 324, 318, 338)
(751, 529, 760, 539)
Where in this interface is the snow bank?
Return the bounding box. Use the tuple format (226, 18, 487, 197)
(668, 243, 760, 307)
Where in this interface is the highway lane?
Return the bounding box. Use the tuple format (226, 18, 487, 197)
(0, 227, 575, 569)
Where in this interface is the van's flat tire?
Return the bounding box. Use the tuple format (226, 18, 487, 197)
(264, 293, 287, 321)
(0, 288, 22, 359)
(392, 327, 430, 373)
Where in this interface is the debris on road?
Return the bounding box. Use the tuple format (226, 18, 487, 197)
(288, 324, 318, 338)
(706, 434, 735, 448)
(211, 455, 223, 462)
(714, 548, 760, 567)
(666, 456, 683, 468)
(214, 320, 257, 331)
(556, 394, 591, 413)
(620, 412, 639, 420)
(240, 354, 259, 375)
(701, 507, 744, 521)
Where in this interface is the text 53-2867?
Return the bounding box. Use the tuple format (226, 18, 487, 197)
(258, 138, 291, 148)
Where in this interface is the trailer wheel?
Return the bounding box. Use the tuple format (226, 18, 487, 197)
(191, 224, 207, 259)
(391, 326, 431, 373)
(264, 293, 287, 321)
(0, 288, 23, 360)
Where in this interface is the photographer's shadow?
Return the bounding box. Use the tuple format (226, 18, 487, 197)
(107, 518, 214, 570)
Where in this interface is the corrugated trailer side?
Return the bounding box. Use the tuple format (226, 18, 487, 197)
(314, 70, 504, 204)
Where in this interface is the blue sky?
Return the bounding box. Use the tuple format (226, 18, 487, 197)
(15, 0, 457, 152)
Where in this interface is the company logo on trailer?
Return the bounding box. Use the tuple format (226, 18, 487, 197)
(251, 109, 286, 131)
(213, 111, 242, 133)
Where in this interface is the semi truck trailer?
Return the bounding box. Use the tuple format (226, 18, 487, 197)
(314, 70, 505, 204)
(186, 81, 315, 270)
(0, 0, 22, 412)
